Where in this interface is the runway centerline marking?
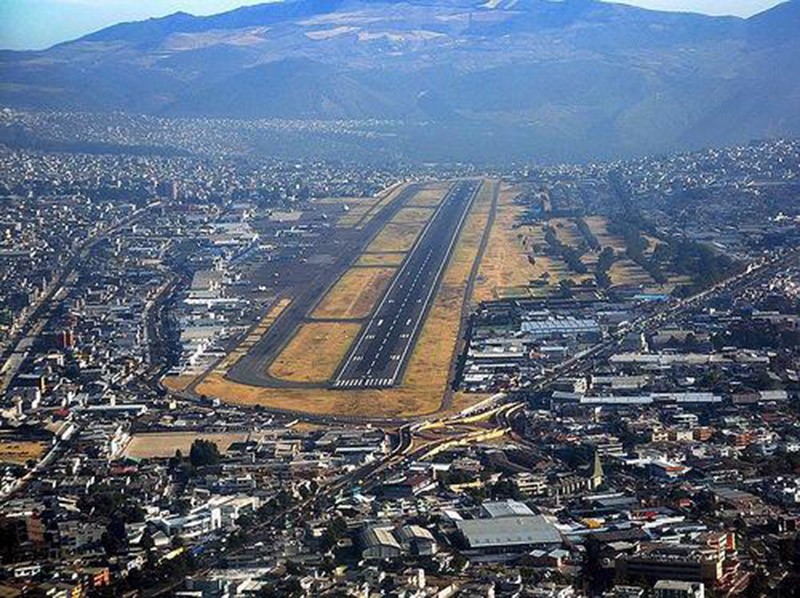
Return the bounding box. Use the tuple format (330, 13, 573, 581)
(332, 181, 480, 390)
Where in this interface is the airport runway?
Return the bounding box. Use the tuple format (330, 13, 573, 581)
(225, 184, 422, 388)
(332, 180, 480, 389)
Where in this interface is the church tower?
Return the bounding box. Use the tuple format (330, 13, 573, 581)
(590, 451, 604, 490)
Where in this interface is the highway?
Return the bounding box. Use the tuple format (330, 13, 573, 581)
(333, 180, 480, 390)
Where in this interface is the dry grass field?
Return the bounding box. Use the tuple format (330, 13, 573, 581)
(585, 215, 661, 255)
(124, 432, 253, 459)
(405, 182, 451, 207)
(338, 203, 378, 228)
(198, 374, 340, 414)
(367, 221, 427, 253)
(312, 267, 396, 320)
(399, 178, 496, 403)
(319, 182, 407, 229)
(585, 216, 628, 251)
(268, 322, 361, 383)
(365, 185, 450, 252)
(356, 253, 406, 267)
(353, 182, 407, 229)
(551, 218, 584, 247)
(610, 259, 655, 286)
(472, 190, 532, 302)
(161, 374, 197, 392)
(391, 207, 436, 225)
(582, 251, 599, 269)
(584, 216, 677, 286)
(473, 186, 579, 302)
(196, 180, 495, 418)
(442, 392, 495, 417)
(584, 216, 681, 287)
(523, 226, 588, 284)
(0, 440, 46, 465)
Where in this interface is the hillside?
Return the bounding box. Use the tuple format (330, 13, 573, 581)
(0, 0, 798, 162)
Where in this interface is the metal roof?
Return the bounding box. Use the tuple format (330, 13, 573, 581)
(360, 526, 401, 550)
(481, 500, 535, 519)
(457, 515, 562, 549)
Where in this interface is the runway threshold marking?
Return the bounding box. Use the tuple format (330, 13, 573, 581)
(332, 180, 480, 390)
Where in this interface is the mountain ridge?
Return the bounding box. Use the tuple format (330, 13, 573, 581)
(1, 0, 798, 162)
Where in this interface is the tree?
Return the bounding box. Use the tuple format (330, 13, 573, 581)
(102, 530, 123, 556)
(575, 217, 600, 251)
(320, 517, 349, 552)
(490, 478, 522, 500)
(450, 552, 469, 573)
(595, 247, 616, 288)
(745, 568, 769, 597)
(236, 512, 255, 530)
(141, 529, 155, 551)
(189, 439, 221, 468)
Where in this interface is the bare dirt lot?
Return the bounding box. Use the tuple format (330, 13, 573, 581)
(124, 432, 253, 459)
(0, 440, 46, 465)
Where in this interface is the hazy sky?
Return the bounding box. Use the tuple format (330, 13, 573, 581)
(0, 0, 788, 50)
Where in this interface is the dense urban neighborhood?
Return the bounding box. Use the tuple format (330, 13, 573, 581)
(1, 108, 799, 598)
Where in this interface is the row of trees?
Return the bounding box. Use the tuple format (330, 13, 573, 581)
(607, 216, 668, 284)
(595, 247, 616, 288)
(653, 239, 739, 292)
(542, 219, 618, 288)
(574, 217, 601, 251)
(603, 182, 742, 293)
(543, 225, 589, 275)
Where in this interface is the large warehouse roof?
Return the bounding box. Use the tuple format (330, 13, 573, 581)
(520, 318, 600, 336)
(457, 515, 562, 549)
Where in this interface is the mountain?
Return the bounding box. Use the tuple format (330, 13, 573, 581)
(1, 0, 798, 162)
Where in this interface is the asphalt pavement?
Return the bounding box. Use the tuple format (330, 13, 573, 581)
(332, 180, 480, 389)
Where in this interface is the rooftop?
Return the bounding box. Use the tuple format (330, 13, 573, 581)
(457, 515, 562, 549)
